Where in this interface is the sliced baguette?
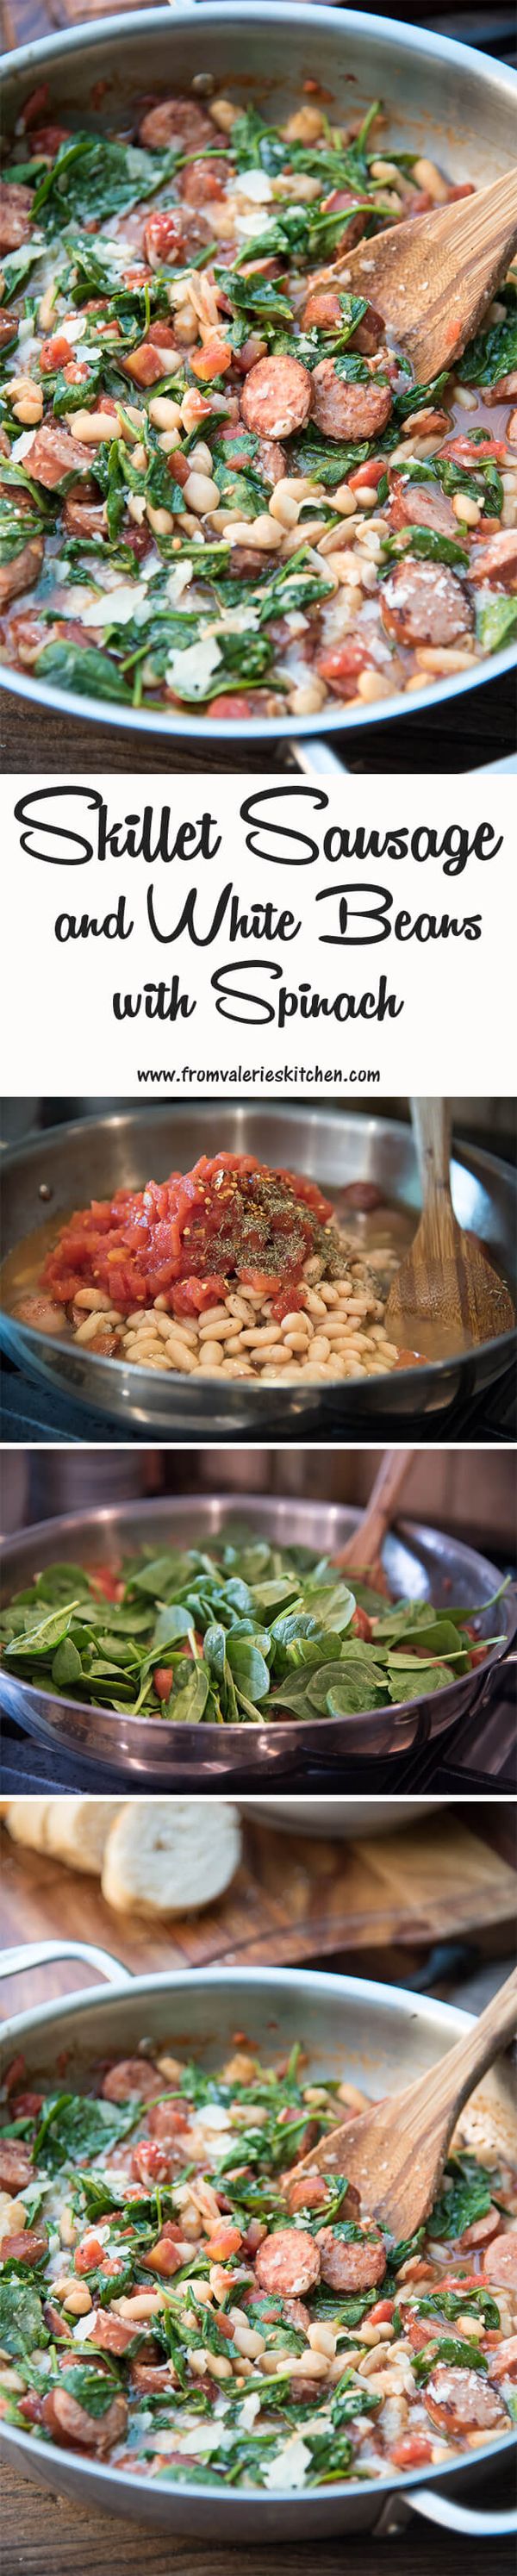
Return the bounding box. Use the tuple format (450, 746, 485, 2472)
(5, 1799, 54, 1853)
(102, 1798, 242, 1918)
(43, 1798, 124, 1874)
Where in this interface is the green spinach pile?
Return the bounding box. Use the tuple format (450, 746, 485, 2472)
(0, 1535, 504, 1724)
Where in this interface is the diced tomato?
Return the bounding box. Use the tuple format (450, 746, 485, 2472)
(153, 1667, 173, 1701)
(441, 436, 507, 465)
(11, 2090, 43, 2117)
(368, 2298, 396, 2324)
(348, 458, 386, 492)
(391, 2435, 433, 2468)
(21, 83, 49, 128)
(75, 2233, 105, 2275)
(202, 2222, 243, 2260)
(40, 334, 76, 374)
(352, 1606, 373, 1641)
(190, 334, 233, 382)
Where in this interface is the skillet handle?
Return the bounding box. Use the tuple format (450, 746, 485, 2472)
(406, 2486, 517, 2538)
(286, 737, 349, 777)
(0, 1938, 132, 1986)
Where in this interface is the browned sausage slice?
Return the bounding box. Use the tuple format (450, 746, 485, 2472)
(389, 479, 457, 539)
(488, 2336, 517, 2383)
(0, 2225, 47, 2266)
(23, 426, 93, 491)
(254, 2226, 321, 2296)
(14, 1292, 65, 1334)
(381, 558, 474, 648)
(0, 181, 34, 253)
(40, 2386, 128, 2454)
(241, 355, 313, 442)
(0, 539, 44, 612)
(484, 371, 517, 404)
(483, 2231, 517, 2290)
(0, 2143, 34, 2191)
(255, 435, 287, 486)
(311, 362, 392, 443)
(102, 2056, 159, 2102)
(302, 286, 344, 332)
(469, 528, 517, 588)
(91, 2311, 143, 2356)
(138, 97, 212, 153)
(315, 2225, 386, 2292)
(62, 498, 108, 540)
(424, 2362, 507, 2441)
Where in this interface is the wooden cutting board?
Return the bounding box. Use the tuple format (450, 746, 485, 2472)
(2, 1810, 516, 2013)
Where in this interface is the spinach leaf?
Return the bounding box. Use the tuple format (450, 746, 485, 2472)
(458, 292, 517, 389)
(427, 2156, 494, 2242)
(382, 527, 469, 572)
(34, 2090, 143, 2171)
(0, 2278, 49, 2360)
(34, 641, 132, 702)
(476, 596, 517, 657)
(59, 2361, 120, 2417)
(291, 428, 371, 488)
(413, 2334, 489, 2383)
(32, 134, 181, 232)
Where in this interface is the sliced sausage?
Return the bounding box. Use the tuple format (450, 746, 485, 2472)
(381, 558, 474, 648)
(62, 498, 108, 540)
(488, 2337, 517, 2383)
(469, 528, 517, 588)
(91, 2311, 142, 2356)
(255, 435, 287, 486)
(321, 190, 368, 252)
(315, 2226, 386, 2292)
(147, 2096, 189, 2139)
(311, 361, 392, 443)
(424, 2361, 507, 2441)
(180, 158, 230, 207)
(138, 97, 212, 154)
(0, 312, 18, 352)
(14, 1292, 65, 1333)
(240, 354, 313, 442)
(0, 2225, 47, 2266)
(0, 2143, 34, 2191)
(254, 2226, 321, 2296)
(102, 2056, 159, 2103)
(40, 2386, 128, 2454)
(284, 2174, 332, 2216)
(23, 425, 93, 491)
(0, 538, 44, 612)
(458, 2208, 501, 2251)
(0, 181, 34, 253)
(302, 286, 344, 332)
(389, 478, 457, 539)
(222, 548, 269, 581)
(484, 371, 517, 405)
(483, 2231, 517, 2291)
(130, 2361, 172, 2394)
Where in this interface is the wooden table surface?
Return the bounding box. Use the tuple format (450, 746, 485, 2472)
(3, 1831, 516, 2571)
(3, 2452, 517, 2575)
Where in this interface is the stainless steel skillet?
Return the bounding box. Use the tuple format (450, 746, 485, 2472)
(1, 1492, 515, 1778)
(1, 1105, 515, 1433)
(2, 5, 516, 752)
(0, 1949, 515, 2537)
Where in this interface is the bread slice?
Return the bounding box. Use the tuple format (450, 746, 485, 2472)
(5, 1798, 54, 1852)
(102, 1799, 242, 1918)
(43, 1798, 123, 1874)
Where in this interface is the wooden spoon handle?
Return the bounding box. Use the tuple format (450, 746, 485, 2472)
(374, 1965, 517, 2176)
(335, 1449, 414, 1570)
(410, 1099, 452, 1206)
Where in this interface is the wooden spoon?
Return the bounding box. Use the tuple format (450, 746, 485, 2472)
(290, 1965, 517, 2241)
(321, 169, 517, 384)
(384, 1100, 515, 1360)
(332, 1449, 414, 1593)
